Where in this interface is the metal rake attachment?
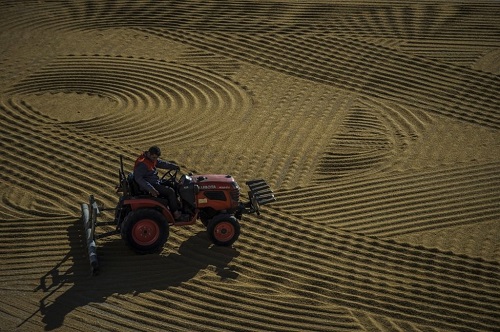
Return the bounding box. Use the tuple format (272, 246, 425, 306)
(246, 179, 276, 208)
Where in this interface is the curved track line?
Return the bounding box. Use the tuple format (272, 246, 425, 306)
(235, 212, 500, 331)
(1, 2, 499, 332)
(6, 55, 252, 146)
(151, 29, 500, 129)
(277, 162, 500, 237)
(3, 1, 498, 128)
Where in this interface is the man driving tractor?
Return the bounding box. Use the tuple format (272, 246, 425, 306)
(133, 145, 188, 221)
(81, 145, 275, 272)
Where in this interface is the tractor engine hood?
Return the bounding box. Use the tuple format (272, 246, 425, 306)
(194, 174, 239, 190)
(178, 174, 240, 210)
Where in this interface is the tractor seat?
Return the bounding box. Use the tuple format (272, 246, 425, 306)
(127, 173, 148, 196)
(126, 174, 172, 205)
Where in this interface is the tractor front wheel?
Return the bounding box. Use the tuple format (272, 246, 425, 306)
(207, 214, 240, 246)
(121, 209, 169, 254)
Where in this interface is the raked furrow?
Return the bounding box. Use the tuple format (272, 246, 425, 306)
(234, 211, 500, 331)
(276, 162, 500, 238)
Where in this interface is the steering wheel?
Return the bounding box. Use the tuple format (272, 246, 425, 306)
(160, 168, 179, 185)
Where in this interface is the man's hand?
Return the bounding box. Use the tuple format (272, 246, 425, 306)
(149, 188, 159, 197)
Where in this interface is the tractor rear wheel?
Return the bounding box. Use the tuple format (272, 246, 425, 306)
(121, 209, 169, 254)
(207, 214, 240, 246)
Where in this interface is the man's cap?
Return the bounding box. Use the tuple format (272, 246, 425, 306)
(148, 146, 161, 156)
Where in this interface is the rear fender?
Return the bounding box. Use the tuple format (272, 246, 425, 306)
(123, 198, 175, 224)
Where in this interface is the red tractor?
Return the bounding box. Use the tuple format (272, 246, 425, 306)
(80, 156, 275, 275)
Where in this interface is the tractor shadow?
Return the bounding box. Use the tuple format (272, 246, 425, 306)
(34, 221, 239, 331)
